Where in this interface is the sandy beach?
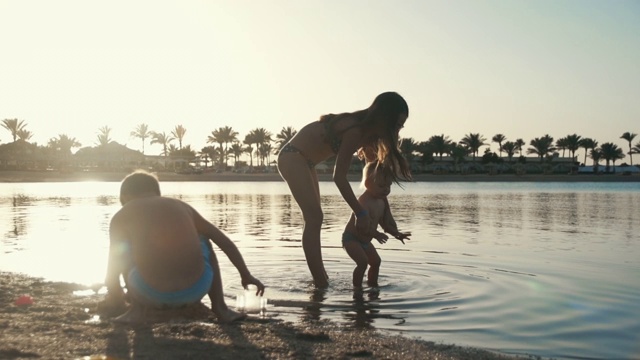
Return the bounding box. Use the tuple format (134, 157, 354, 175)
(1, 169, 638, 183)
(0, 271, 534, 360)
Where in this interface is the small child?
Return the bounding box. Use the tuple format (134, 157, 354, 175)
(342, 148, 411, 289)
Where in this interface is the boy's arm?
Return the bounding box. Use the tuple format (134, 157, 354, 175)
(191, 207, 265, 295)
(100, 215, 128, 312)
(106, 217, 124, 295)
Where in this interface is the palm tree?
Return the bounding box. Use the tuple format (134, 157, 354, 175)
(96, 126, 112, 147)
(243, 132, 256, 167)
(527, 135, 555, 162)
(168, 144, 196, 171)
(633, 140, 640, 156)
(492, 134, 506, 157)
(428, 134, 453, 161)
(415, 140, 434, 164)
(17, 129, 33, 142)
(221, 126, 239, 166)
(197, 149, 210, 169)
(150, 131, 175, 168)
(228, 142, 244, 166)
(171, 125, 187, 149)
(620, 132, 637, 166)
(515, 138, 526, 156)
(502, 141, 516, 163)
(555, 137, 568, 157)
(167, 144, 179, 170)
(168, 144, 179, 155)
(2, 118, 28, 142)
(565, 134, 582, 161)
(590, 148, 602, 173)
(208, 126, 239, 169)
(399, 137, 418, 164)
(258, 142, 273, 168)
(599, 142, 624, 173)
(275, 126, 297, 153)
(200, 146, 217, 169)
(459, 133, 487, 161)
(249, 128, 272, 166)
(130, 123, 151, 154)
(207, 130, 226, 169)
(48, 134, 81, 168)
(48, 134, 82, 154)
(579, 138, 597, 165)
(450, 143, 469, 172)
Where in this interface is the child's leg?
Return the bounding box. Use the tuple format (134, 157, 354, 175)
(206, 244, 246, 323)
(364, 245, 381, 287)
(343, 241, 369, 288)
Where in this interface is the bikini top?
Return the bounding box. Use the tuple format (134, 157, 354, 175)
(323, 119, 360, 154)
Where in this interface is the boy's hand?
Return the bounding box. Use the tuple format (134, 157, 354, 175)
(242, 275, 266, 296)
(393, 231, 411, 245)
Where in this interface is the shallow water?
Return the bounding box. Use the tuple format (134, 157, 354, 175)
(1, 181, 639, 359)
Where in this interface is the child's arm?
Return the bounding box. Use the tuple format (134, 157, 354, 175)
(381, 197, 398, 231)
(380, 197, 411, 244)
(372, 229, 389, 244)
(98, 215, 130, 316)
(192, 207, 265, 296)
(104, 215, 127, 301)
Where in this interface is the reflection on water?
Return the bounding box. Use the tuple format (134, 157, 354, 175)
(1, 181, 639, 359)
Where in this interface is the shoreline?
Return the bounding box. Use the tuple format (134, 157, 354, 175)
(1, 169, 639, 183)
(0, 271, 529, 359)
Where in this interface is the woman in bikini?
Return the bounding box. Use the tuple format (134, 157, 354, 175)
(277, 92, 411, 287)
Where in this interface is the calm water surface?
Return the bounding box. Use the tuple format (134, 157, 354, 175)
(1, 181, 639, 360)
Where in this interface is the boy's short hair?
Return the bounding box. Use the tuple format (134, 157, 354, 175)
(120, 170, 161, 201)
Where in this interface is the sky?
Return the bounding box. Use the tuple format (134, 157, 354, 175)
(1, 0, 639, 160)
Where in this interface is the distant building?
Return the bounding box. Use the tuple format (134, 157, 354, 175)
(578, 165, 640, 174)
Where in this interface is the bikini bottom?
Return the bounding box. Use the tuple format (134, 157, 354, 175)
(280, 143, 316, 169)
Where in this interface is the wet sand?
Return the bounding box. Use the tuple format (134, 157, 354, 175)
(0, 271, 536, 359)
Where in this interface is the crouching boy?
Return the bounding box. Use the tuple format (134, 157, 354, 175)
(99, 170, 264, 323)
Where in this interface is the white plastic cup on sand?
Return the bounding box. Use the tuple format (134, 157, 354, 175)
(235, 289, 267, 313)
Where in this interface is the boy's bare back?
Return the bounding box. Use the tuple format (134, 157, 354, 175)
(110, 196, 204, 293)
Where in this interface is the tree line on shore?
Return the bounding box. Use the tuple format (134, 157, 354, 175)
(1, 118, 639, 173)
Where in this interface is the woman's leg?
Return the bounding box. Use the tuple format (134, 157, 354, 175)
(309, 167, 328, 282)
(278, 153, 328, 287)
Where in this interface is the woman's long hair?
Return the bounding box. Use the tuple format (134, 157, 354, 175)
(320, 92, 412, 184)
(366, 92, 412, 183)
